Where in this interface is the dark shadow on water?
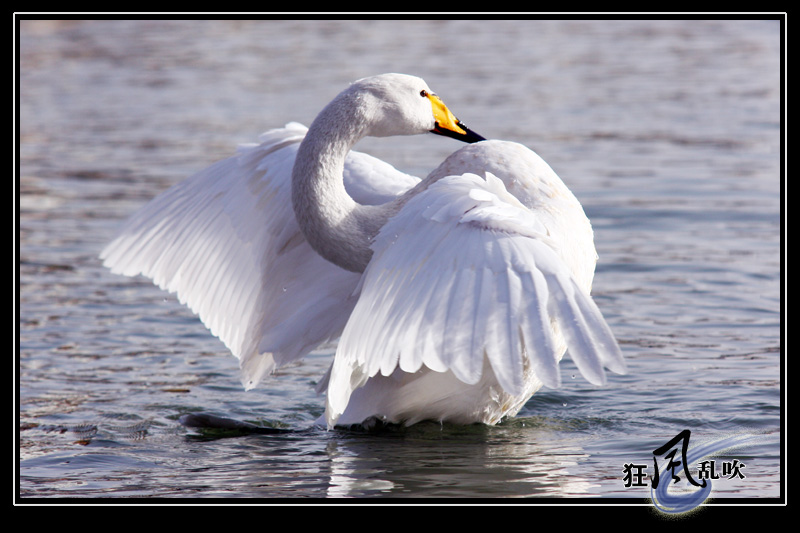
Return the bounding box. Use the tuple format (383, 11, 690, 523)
(179, 412, 295, 439)
(179, 411, 501, 442)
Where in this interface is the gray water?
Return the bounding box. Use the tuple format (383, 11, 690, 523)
(18, 18, 782, 502)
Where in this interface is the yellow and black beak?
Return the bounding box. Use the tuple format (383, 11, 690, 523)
(427, 92, 486, 144)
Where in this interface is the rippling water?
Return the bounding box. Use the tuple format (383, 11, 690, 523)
(18, 18, 782, 503)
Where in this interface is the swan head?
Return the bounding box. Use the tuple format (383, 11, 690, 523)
(346, 73, 485, 143)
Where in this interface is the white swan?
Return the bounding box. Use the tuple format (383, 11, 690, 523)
(101, 73, 626, 429)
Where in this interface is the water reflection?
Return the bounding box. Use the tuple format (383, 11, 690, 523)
(320, 423, 599, 498)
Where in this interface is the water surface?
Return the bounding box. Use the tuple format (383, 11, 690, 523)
(18, 18, 782, 503)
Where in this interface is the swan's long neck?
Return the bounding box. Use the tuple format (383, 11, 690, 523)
(291, 94, 397, 273)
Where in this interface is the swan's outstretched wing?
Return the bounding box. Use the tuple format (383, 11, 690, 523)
(325, 171, 625, 426)
(100, 122, 419, 389)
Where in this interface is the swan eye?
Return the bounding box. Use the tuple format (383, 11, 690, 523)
(420, 90, 428, 98)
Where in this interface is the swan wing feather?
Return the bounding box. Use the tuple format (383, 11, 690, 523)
(326, 171, 625, 425)
(100, 123, 416, 389)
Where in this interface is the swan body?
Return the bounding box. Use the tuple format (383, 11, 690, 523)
(101, 73, 625, 429)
